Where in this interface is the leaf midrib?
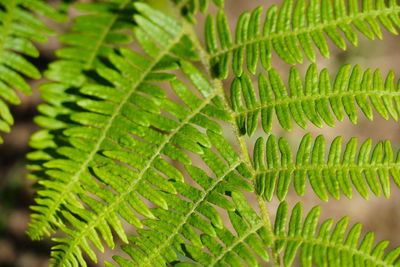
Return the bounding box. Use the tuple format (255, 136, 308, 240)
(235, 90, 400, 115)
(256, 161, 400, 175)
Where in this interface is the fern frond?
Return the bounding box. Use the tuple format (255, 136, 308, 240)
(274, 201, 400, 267)
(205, 0, 400, 78)
(25, 1, 400, 266)
(27, 0, 138, 239)
(232, 64, 400, 136)
(0, 0, 64, 143)
(49, 58, 232, 266)
(26, 3, 231, 265)
(254, 133, 400, 201)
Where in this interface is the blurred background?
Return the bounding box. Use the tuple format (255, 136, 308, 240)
(0, 0, 400, 266)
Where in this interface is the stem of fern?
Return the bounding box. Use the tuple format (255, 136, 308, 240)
(182, 19, 282, 267)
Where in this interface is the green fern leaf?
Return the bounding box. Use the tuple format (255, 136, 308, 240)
(24, 1, 400, 266)
(27, 0, 138, 239)
(27, 3, 217, 265)
(0, 0, 65, 143)
(49, 58, 231, 266)
(206, 0, 400, 78)
(254, 133, 400, 201)
(275, 201, 400, 267)
(232, 64, 400, 136)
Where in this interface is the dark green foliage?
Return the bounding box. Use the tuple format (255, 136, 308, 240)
(0, 0, 64, 143)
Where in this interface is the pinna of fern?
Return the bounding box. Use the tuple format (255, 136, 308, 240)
(27, 0, 139, 240)
(0, 0, 65, 143)
(254, 133, 400, 202)
(27, 3, 231, 265)
(231, 64, 400, 136)
(205, 0, 400, 79)
(273, 201, 400, 267)
(47, 47, 246, 266)
(27, 0, 181, 230)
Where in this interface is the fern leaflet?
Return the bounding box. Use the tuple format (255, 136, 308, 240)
(205, 0, 400, 78)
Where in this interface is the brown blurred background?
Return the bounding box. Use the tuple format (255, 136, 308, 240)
(0, 0, 400, 266)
